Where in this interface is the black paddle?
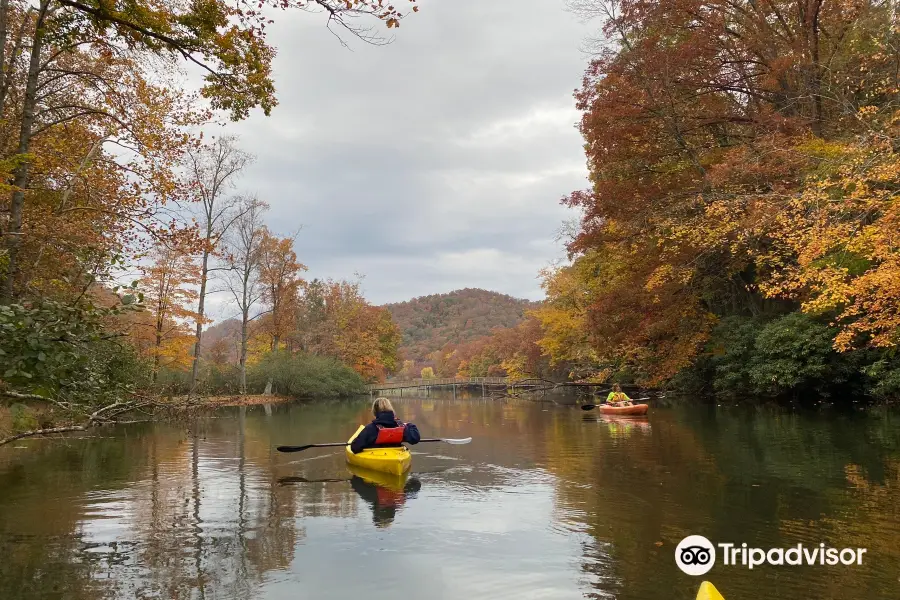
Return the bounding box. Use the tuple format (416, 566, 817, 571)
(580, 397, 650, 411)
(276, 437, 473, 453)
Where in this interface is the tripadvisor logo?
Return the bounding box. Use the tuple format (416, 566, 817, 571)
(676, 536, 716, 576)
(675, 536, 867, 575)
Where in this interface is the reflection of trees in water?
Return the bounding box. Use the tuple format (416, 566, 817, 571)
(124, 408, 303, 599)
(0, 409, 327, 599)
(543, 407, 900, 600)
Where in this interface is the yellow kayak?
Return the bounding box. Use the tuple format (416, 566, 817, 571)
(696, 581, 725, 600)
(345, 424, 411, 475)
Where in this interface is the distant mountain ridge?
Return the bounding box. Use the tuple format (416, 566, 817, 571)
(383, 288, 540, 362)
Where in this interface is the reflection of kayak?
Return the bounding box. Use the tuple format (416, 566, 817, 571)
(599, 403, 649, 415)
(349, 462, 421, 529)
(346, 462, 409, 492)
(601, 415, 651, 428)
(696, 581, 725, 600)
(345, 424, 411, 475)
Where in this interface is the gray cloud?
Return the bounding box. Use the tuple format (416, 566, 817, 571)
(213, 0, 592, 310)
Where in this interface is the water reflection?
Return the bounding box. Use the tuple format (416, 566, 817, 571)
(347, 464, 422, 528)
(0, 397, 899, 599)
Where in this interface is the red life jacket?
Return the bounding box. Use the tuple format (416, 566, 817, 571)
(374, 422, 406, 445)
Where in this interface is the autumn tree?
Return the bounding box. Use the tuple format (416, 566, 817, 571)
(293, 278, 401, 383)
(1, 0, 423, 302)
(542, 0, 900, 387)
(186, 135, 253, 389)
(222, 195, 268, 394)
(134, 243, 202, 382)
(0, 0, 203, 302)
(398, 359, 418, 380)
(257, 230, 306, 351)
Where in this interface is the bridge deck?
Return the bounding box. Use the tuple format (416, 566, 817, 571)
(367, 377, 523, 391)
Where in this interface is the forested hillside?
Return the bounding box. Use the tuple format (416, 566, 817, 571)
(384, 289, 539, 362)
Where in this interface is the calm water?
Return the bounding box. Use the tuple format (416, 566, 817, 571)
(1, 395, 899, 599)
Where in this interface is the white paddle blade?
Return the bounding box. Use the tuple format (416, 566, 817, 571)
(442, 437, 473, 445)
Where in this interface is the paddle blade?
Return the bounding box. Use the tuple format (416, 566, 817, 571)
(441, 437, 472, 445)
(419, 437, 473, 445)
(581, 404, 598, 411)
(276, 445, 314, 453)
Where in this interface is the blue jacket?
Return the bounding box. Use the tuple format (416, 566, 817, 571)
(350, 411, 420, 454)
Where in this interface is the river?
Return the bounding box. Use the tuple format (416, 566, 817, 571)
(0, 394, 898, 599)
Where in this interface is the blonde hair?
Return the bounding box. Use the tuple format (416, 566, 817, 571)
(373, 397, 394, 415)
(612, 383, 622, 393)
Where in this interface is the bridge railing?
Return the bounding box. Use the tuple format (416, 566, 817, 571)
(367, 377, 510, 390)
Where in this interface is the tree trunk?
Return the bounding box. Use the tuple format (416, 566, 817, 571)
(0, 7, 29, 116)
(0, 0, 9, 110)
(810, 4, 823, 137)
(239, 306, 248, 394)
(2, 0, 48, 302)
(153, 312, 163, 383)
(189, 245, 210, 390)
(803, 0, 824, 137)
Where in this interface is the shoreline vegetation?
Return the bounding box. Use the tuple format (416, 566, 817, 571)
(4, 1, 900, 447)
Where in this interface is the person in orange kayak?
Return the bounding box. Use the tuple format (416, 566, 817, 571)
(605, 383, 633, 407)
(349, 397, 421, 454)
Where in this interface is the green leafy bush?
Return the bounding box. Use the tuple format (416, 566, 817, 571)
(674, 313, 889, 402)
(0, 299, 149, 407)
(247, 351, 366, 397)
(747, 313, 854, 398)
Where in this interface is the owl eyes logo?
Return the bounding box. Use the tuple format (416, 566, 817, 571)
(680, 545, 712, 565)
(675, 535, 716, 576)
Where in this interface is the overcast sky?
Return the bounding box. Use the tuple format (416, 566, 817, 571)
(211, 0, 593, 316)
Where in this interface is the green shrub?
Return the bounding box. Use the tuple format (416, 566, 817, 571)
(9, 403, 38, 432)
(747, 313, 858, 399)
(862, 357, 900, 400)
(0, 299, 150, 407)
(673, 313, 888, 402)
(247, 351, 366, 397)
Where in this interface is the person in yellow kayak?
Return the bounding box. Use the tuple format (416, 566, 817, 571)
(349, 397, 421, 454)
(606, 383, 633, 407)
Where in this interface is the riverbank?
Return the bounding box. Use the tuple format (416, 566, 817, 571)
(160, 394, 297, 408)
(0, 393, 299, 448)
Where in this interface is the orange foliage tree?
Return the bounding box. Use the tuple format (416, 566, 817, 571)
(539, 0, 900, 385)
(131, 243, 203, 381)
(294, 278, 401, 383)
(257, 230, 307, 351)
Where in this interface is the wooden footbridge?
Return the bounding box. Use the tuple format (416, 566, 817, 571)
(366, 377, 543, 397)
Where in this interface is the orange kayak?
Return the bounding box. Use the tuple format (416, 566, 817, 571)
(599, 403, 649, 416)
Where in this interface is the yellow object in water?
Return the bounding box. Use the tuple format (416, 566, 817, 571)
(696, 581, 725, 600)
(345, 424, 412, 475)
(346, 462, 409, 491)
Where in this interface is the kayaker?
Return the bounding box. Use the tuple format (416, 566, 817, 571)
(349, 397, 421, 454)
(606, 383, 633, 407)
